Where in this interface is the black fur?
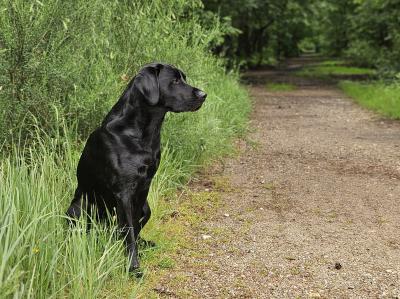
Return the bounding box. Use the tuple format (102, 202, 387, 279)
(66, 63, 206, 274)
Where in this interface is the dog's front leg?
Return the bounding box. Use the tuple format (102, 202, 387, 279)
(115, 189, 141, 275)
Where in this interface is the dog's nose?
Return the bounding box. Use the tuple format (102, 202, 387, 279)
(196, 90, 207, 100)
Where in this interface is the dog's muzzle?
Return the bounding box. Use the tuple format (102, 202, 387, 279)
(195, 90, 207, 101)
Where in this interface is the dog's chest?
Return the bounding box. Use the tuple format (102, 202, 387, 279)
(126, 149, 160, 179)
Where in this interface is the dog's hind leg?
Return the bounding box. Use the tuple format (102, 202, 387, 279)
(66, 187, 84, 224)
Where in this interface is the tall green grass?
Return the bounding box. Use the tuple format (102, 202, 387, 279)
(0, 0, 251, 297)
(339, 81, 400, 119)
(0, 77, 249, 298)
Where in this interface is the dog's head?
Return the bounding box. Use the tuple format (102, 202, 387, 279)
(133, 63, 206, 112)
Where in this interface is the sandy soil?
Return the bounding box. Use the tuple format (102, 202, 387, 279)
(156, 57, 400, 298)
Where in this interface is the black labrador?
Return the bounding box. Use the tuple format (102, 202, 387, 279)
(66, 63, 206, 273)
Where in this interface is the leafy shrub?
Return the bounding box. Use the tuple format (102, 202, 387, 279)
(345, 40, 379, 68)
(0, 0, 238, 146)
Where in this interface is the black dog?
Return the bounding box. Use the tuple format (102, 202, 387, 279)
(66, 63, 206, 273)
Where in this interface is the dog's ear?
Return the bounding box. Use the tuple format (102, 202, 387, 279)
(134, 64, 162, 106)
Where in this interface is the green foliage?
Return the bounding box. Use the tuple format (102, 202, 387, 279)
(339, 80, 400, 119)
(298, 38, 318, 53)
(0, 0, 251, 297)
(313, 0, 357, 56)
(202, 0, 400, 75)
(313, 0, 400, 76)
(0, 0, 231, 147)
(265, 82, 296, 91)
(203, 0, 313, 66)
(346, 0, 400, 75)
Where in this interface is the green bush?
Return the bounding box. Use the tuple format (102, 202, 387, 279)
(0, 0, 250, 297)
(345, 40, 379, 68)
(0, 0, 232, 145)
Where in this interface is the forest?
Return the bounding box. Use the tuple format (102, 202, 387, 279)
(204, 0, 400, 76)
(0, 0, 399, 297)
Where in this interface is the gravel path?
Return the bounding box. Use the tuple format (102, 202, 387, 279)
(157, 58, 400, 298)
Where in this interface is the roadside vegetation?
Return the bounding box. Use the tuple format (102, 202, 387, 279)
(0, 1, 249, 298)
(296, 62, 375, 78)
(339, 81, 400, 119)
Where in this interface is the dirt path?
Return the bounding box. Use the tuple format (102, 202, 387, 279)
(157, 57, 400, 298)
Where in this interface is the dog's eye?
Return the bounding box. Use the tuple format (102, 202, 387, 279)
(172, 78, 181, 84)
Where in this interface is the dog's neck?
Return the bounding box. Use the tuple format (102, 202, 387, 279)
(103, 87, 167, 149)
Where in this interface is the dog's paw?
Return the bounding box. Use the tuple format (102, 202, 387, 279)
(137, 237, 157, 248)
(129, 266, 144, 278)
